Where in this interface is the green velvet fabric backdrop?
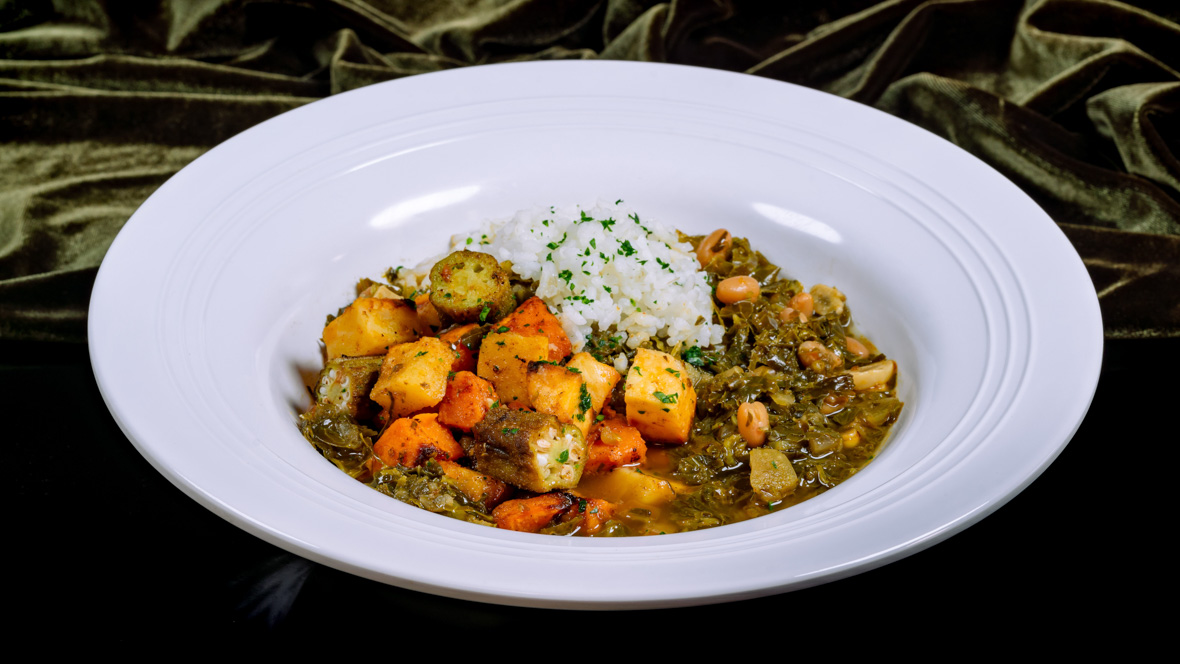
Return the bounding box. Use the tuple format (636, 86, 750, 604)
(2, 0, 1177, 342)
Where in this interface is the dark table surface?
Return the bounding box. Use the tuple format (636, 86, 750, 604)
(10, 335, 1165, 640)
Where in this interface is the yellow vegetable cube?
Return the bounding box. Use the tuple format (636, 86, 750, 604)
(565, 352, 621, 413)
(322, 297, 422, 360)
(369, 337, 453, 418)
(476, 331, 549, 409)
(624, 348, 696, 444)
(575, 466, 677, 507)
(527, 361, 593, 437)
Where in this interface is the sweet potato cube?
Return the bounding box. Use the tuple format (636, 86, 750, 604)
(624, 348, 697, 444)
(322, 297, 422, 359)
(370, 337, 453, 418)
(438, 371, 498, 431)
(438, 323, 484, 373)
(476, 331, 549, 409)
(497, 296, 572, 362)
(562, 497, 619, 536)
(565, 352, 621, 413)
(527, 361, 593, 437)
(372, 413, 464, 468)
(492, 492, 574, 533)
(584, 418, 646, 475)
(436, 459, 512, 510)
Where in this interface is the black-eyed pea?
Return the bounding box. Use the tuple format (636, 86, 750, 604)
(737, 401, 770, 447)
(716, 276, 760, 304)
(797, 340, 844, 374)
(788, 292, 814, 318)
(696, 229, 732, 267)
(845, 336, 870, 359)
(779, 307, 809, 324)
(841, 429, 862, 448)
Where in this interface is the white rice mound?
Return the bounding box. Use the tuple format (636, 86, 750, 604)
(425, 201, 724, 356)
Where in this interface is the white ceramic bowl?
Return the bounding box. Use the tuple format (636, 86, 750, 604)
(89, 61, 1102, 608)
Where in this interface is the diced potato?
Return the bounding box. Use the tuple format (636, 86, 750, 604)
(584, 418, 646, 475)
(749, 447, 798, 503)
(492, 493, 574, 533)
(574, 466, 676, 507)
(357, 284, 398, 299)
(847, 359, 897, 391)
(496, 296, 572, 362)
(624, 348, 697, 444)
(476, 331, 549, 409)
(527, 361, 593, 437)
(469, 408, 587, 493)
(370, 337, 453, 418)
(565, 352, 621, 412)
(372, 413, 464, 468)
(436, 459, 512, 510)
(438, 323, 485, 373)
(438, 371, 497, 432)
(322, 297, 421, 360)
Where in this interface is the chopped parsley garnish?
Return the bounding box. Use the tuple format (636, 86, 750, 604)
(479, 305, 490, 322)
(599, 217, 616, 232)
(558, 269, 573, 285)
(414, 351, 427, 357)
(502, 428, 519, 435)
(578, 383, 592, 414)
(618, 240, 637, 257)
(683, 346, 708, 368)
(465, 237, 473, 245)
(496, 325, 510, 333)
(665, 368, 680, 377)
(653, 391, 678, 404)
(557, 449, 570, 463)
(603, 286, 612, 293)
(655, 257, 672, 272)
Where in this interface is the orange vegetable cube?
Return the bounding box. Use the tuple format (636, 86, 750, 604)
(584, 418, 646, 475)
(562, 497, 619, 536)
(372, 413, 464, 468)
(438, 371, 498, 431)
(438, 323, 484, 373)
(496, 296, 572, 362)
(492, 492, 574, 533)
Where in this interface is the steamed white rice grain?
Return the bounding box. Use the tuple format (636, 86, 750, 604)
(405, 201, 723, 353)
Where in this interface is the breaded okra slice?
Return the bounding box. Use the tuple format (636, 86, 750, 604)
(469, 408, 587, 493)
(311, 355, 384, 421)
(429, 250, 516, 324)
